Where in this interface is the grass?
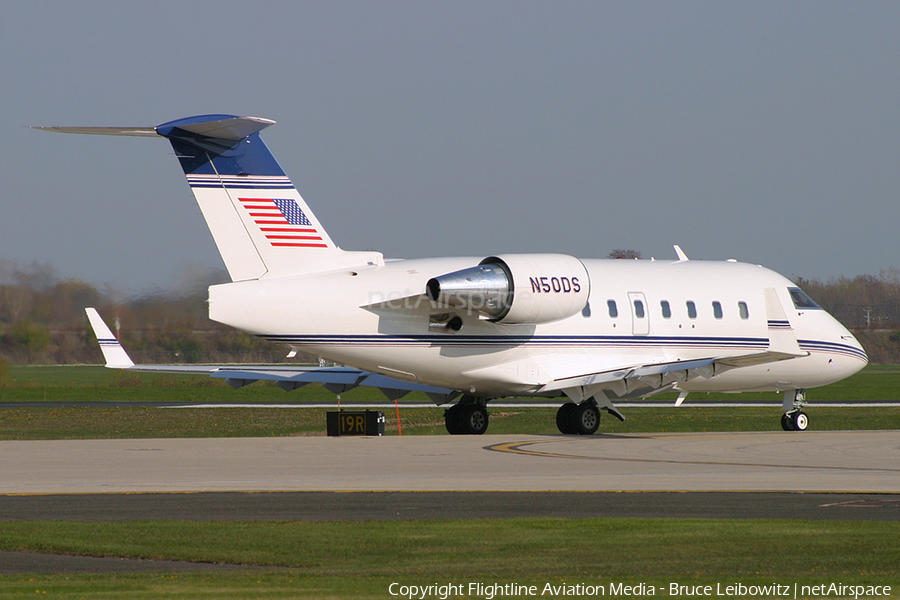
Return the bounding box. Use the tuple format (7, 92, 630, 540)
(0, 519, 898, 598)
(1, 406, 899, 440)
(3, 518, 898, 576)
(0, 364, 898, 440)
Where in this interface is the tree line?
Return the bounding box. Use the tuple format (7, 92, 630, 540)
(0, 260, 296, 367)
(2, 259, 900, 367)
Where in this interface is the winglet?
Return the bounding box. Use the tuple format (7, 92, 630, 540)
(85, 308, 134, 368)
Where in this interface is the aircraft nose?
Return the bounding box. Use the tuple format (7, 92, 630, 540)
(835, 327, 868, 374)
(849, 333, 868, 365)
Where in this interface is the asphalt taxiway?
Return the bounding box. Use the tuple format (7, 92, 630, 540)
(2, 430, 898, 494)
(2, 430, 898, 573)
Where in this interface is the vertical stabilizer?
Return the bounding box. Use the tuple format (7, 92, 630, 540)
(155, 115, 382, 280)
(36, 115, 383, 281)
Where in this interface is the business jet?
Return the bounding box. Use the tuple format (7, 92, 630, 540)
(38, 115, 868, 435)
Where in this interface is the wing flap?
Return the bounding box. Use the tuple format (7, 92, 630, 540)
(537, 358, 715, 395)
(539, 350, 802, 397)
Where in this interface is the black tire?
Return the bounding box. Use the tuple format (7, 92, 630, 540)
(781, 413, 794, 431)
(444, 404, 463, 434)
(570, 402, 601, 435)
(556, 403, 578, 434)
(446, 404, 489, 434)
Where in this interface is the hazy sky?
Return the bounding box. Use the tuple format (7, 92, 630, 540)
(2, 1, 898, 295)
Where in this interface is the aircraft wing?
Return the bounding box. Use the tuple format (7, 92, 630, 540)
(536, 350, 800, 398)
(85, 308, 459, 403)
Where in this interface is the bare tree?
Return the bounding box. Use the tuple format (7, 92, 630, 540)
(608, 249, 642, 260)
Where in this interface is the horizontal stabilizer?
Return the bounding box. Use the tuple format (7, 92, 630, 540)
(34, 116, 275, 140)
(155, 115, 275, 140)
(33, 126, 158, 137)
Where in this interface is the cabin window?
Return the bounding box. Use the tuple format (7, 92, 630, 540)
(633, 299, 645, 318)
(788, 287, 822, 309)
(660, 300, 671, 318)
(607, 300, 618, 318)
(738, 301, 749, 319)
(686, 301, 697, 319)
(712, 301, 723, 319)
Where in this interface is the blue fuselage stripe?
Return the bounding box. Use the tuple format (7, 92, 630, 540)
(257, 334, 866, 361)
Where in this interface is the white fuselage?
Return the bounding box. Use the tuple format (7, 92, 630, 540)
(208, 256, 867, 398)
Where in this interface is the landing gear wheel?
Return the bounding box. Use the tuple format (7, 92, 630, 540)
(459, 404, 489, 435)
(571, 402, 601, 435)
(557, 401, 600, 435)
(444, 402, 489, 435)
(444, 404, 464, 434)
(556, 403, 578, 434)
(781, 389, 809, 432)
(791, 411, 809, 431)
(781, 413, 794, 431)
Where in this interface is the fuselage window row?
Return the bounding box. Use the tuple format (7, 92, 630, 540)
(602, 298, 751, 321)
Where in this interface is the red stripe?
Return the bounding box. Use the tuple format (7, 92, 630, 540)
(249, 211, 283, 217)
(271, 242, 329, 248)
(254, 219, 291, 224)
(266, 235, 324, 241)
(260, 227, 318, 233)
(239, 198, 274, 203)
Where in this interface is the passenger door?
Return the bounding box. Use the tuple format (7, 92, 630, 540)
(628, 292, 650, 336)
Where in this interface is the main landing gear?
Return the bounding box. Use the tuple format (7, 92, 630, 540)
(781, 389, 809, 431)
(444, 396, 489, 435)
(556, 395, 625, 435)
(556, 399, 601, 435)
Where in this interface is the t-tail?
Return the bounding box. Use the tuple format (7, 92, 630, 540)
(36, 115, 383, 280)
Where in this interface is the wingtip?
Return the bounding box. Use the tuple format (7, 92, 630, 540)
(85, 308, 135, 368)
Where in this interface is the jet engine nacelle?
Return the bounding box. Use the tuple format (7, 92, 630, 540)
(425, 253, 591, 324)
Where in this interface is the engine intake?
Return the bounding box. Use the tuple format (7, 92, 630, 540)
(425, 254, 591, 324)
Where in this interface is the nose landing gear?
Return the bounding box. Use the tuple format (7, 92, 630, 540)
(781, 389, 809, 431)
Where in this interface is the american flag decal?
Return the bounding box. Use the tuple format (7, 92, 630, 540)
(239, 198, 328, 248)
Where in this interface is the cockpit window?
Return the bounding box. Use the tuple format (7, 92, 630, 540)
(788, 287, 821, 310)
